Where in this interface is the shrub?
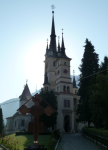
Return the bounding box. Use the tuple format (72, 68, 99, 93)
(51, 129, 60, 140)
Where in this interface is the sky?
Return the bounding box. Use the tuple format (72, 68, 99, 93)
(0, 0, 108, 104)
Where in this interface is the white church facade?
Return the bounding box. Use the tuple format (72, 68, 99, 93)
(6, 11, 85, 135)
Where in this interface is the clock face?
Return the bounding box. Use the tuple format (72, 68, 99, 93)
(63, 68, 68, 74)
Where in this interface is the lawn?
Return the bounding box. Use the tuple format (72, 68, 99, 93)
(0, 134, 52, 150)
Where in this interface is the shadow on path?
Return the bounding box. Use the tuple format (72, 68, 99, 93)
(57, 133, 101, 150)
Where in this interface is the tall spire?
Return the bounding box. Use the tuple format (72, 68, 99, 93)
(48, 6, 57, 57)
(51, 11, 55, 36)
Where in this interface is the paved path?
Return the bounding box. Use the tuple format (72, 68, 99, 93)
(57, 133, 101, 150)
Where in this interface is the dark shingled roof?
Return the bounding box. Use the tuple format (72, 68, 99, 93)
(20, 83, 31, 101)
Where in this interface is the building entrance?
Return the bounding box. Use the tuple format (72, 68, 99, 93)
(64, 115, 70, 132)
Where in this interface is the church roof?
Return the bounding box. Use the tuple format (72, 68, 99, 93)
(13, 112, 19, 117)
(20, 83, 31, 101)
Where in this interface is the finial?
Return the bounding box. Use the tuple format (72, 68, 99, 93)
(26, 79, 28, 84)
(47, 38, 48, 44)
(73, 70, 75, 76)
(62, 29, 63, 35)
(51, 5, 55, 13)
(58, 36, 60, 42)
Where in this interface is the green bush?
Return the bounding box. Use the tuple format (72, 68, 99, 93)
(51, 129, 60, 140)
(82, 127, 108, 146)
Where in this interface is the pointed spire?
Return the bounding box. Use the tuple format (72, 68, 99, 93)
(58, 36, 60, 52)
(51, 11, 55, 36)
(20, 82, 31, 101)
(43, 72, 50, 85)
(61, 29, 65, 49)
(48, 10, 57, 57)
(73, 70, 77, 88)
(61, 29, 67, 57)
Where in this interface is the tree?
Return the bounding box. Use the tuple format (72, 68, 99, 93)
(39, 88, 58, 130)
(88, 74, 108, 129)
(0, 107, 4, 136)
(77, 38, 99, 127)
(98, 56, 108, 75)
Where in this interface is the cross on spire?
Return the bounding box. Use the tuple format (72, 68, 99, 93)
(58, 36, 60, 41)
(73, 70, 75, 76)
(62, 29, 63, 35)
(51, 5, 55, 13)
(26, 79, 28, 84)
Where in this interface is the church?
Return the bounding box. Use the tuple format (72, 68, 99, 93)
(6, 10, 84, 134)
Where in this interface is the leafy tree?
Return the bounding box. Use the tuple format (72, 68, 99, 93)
(77, 38, 99, 127)
(88, 74, 108, 129)
(39, 88, 58, 130)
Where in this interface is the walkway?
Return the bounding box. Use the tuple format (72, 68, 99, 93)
(57, 133, 101, 150)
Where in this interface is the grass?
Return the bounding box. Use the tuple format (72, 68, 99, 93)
(0, 134, 51, 150)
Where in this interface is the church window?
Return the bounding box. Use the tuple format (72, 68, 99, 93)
(67, 86, 70, 93)
(21, 120, 25, 126)
(58, 63, 59, 67)
(64, 100, 70, 107)
(64, 62, 66, 65)
(63, 86, 66, 92)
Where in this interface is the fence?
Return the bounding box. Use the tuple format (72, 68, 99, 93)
(82, 130, 108, 149)
(55, 133, 62, 150)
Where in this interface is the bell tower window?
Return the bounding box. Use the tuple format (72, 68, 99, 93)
(63, 86, 66, 92)
(67, 86, 70, 93)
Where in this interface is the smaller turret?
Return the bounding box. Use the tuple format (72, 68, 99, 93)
(43, 72, 50, 91)
(72, 70, 77, 94)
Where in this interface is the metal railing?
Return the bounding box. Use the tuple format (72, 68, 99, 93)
(55, 133, 62, 150)
(82, 130, 108, 149)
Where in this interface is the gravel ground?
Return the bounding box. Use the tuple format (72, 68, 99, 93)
(57, 133, 101, 150)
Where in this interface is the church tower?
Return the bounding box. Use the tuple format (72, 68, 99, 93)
(43, 10, 79, 133)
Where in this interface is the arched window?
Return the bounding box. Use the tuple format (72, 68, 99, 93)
(58, 63, 59, 67)
(67, 86, 70, 93)
(64, 62, 66, 65)
(63, 86, 66, 92)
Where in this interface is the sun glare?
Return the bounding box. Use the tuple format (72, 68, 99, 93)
(24, 41, 46, 89)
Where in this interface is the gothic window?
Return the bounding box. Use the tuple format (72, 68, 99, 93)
(67, 86, 70, 93)
(63, 85, 66, 92)
(53, 62, 55, 66)
(64, 100, 70, 107)
(64, 62, 66, 65)
(21, 120, 25, 126)
(15, 120, 16, 127)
